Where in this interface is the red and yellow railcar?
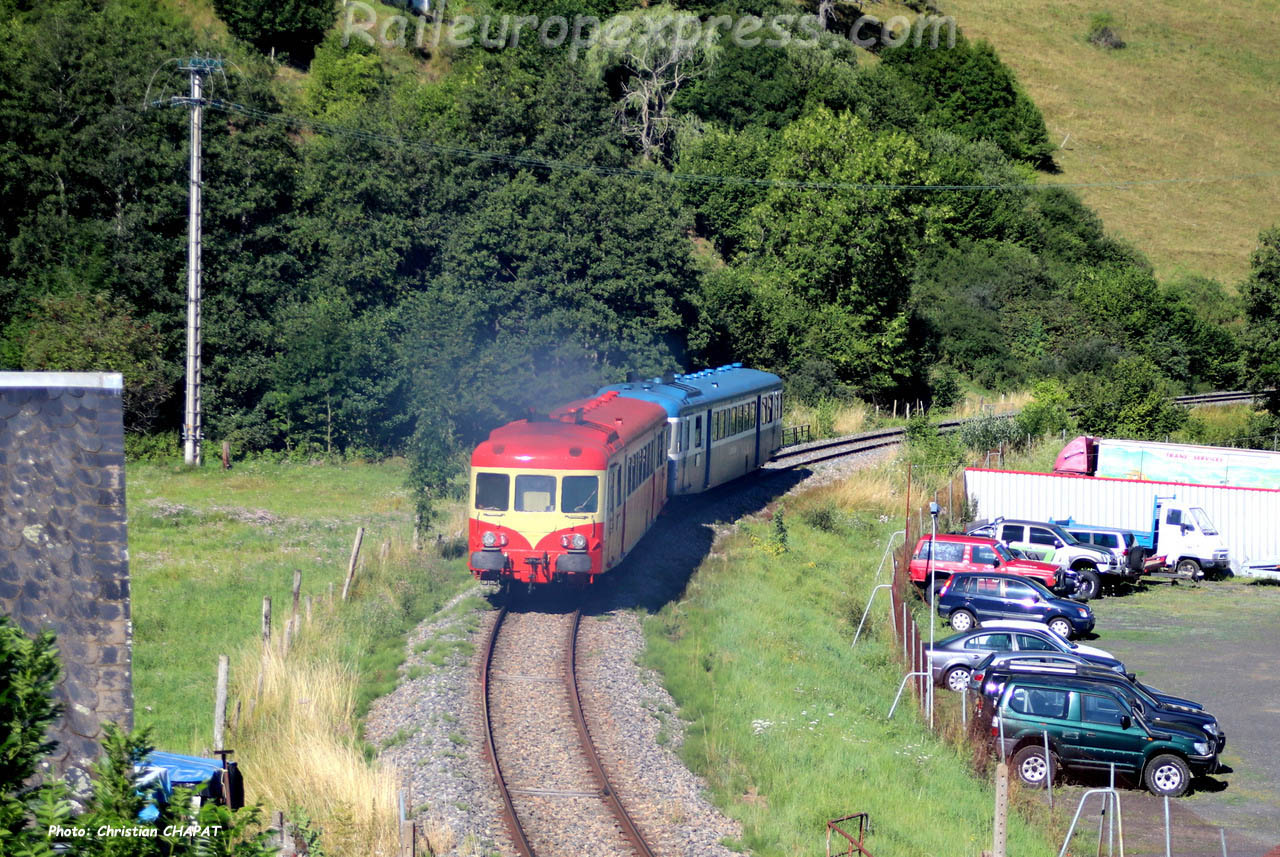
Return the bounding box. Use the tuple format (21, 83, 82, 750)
(468, 391, 669, 585)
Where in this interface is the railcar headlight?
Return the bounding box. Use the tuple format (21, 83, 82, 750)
(1193, 741, 1211, 755)
(572, 533, 587, 550)
(482, 531, 497, 548)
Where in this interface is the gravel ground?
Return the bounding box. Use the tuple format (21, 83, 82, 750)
(365, 450, 894, 856)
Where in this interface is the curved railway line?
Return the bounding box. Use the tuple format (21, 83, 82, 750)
(768, 389, 1263, 468)
(481, 603, 657, 857)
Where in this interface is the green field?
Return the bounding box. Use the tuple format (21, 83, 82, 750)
(642, 473, 1058, 857)
(126, 458, 468, 750)
(936, 0, 1280, 283)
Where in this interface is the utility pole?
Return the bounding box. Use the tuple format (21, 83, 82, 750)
(177, 57, 221, 465)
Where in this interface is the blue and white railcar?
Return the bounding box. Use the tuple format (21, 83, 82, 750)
(601, 364, 784, 495)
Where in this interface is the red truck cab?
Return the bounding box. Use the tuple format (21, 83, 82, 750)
(910, 534, 1063, 595)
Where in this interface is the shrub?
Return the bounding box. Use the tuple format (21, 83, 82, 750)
(929, 364, 963, 410)
(1015, 379, 1075, 439)
(1087, 13, 1126, 49)
(958, 413, 1022, 453)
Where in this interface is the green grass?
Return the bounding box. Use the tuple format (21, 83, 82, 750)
(127, 457, 471, 750)
(642, 496, 1058, 857)
(924, 0, 1280, 283)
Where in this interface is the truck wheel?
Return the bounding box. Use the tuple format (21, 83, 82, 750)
(949, 610, 976, 632)
(1175, 559, 1203, 580)
(1144, 754, 1192, 797)
(1075, 569, 1101, 601)
(1012, 745, 1056, 789)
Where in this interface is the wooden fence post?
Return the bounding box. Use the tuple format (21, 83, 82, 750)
(221, 441, 231, 470)
(305, 594, 313, 624)
(291, 570, 302, 624)
(261, 597, 272, 647)
(399, 821, 417, 857)
(342, 527, 365, 601)
(213, 654, 229, 750)
(380, 540, 390, 567)
(993, 762, 1009, 857)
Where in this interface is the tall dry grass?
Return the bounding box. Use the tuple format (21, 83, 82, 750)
(223, 533, 470, 856)
(951, 389, 1032, 420)
(232, 645, 399, 856)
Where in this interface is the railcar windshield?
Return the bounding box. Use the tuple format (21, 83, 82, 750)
(475, 473, 509, 511)
(562, 476, 599, 513)
(515, 475, 556, 512)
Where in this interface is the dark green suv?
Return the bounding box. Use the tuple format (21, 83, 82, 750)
(993, 676, 1219, 797)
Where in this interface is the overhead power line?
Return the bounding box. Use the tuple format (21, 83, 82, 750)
(184, 97, 1280, 194)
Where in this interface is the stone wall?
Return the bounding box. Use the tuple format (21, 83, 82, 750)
(0, 372, 131, 784)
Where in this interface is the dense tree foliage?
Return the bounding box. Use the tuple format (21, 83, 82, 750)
(0, 0, 1250, 522)
(1241, 227, 1280, 414)
(212, 0, 335, 64)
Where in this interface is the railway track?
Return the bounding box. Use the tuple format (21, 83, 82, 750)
(1173, 390, 1261, 406)
(770, 390, 1263, 468)
(481, 603, 657, 857)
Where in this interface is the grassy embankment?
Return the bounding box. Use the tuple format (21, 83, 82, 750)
(786, 389, 1032, 439)
(641, 458, 1060, 857)
(127, 458, 473, 853)
(928, 0, 1280, 283)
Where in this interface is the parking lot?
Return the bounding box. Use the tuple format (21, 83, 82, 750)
(1083, 578, 1280, 854)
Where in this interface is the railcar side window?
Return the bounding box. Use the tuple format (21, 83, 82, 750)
(475, 473, 509, 511)
(695, 415, 703, 447)
(515, 475, 556, 512)
(562, 476, 598, 513)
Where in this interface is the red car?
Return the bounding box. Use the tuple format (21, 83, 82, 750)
(909, 534, 1065, 599)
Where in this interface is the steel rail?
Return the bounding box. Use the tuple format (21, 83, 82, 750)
(564, 609, 658, 857)
(480, 604, 535, 857)
(481, 604, 657, 857)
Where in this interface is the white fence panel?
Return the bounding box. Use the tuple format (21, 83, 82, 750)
(964, 468, 1280, 576)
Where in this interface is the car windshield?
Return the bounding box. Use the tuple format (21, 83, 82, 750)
(994, 543, 1014, 561)
(1192, 507, 1218, 535)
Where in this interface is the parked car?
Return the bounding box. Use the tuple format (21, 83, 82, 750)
(935, 572, 1094, 639)
(908, 534, 1070, 600)
(926, 626, 1125, 693)
(991, 675, 1220, 796)
(974, 662, 1224, 753)
(968, 652, 1138, 693)
(1055, 521, 1137, 566)
(966, 518, 1137, 599)
(977, 620, 1112, 659)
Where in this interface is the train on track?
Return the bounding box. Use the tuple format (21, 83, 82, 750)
(468, 364, 783, 585)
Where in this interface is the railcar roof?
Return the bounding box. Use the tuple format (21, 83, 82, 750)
(472, 392, 666, 470)
(599, 364, 782, 417)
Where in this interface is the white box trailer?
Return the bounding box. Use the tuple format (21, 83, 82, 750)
(965, 468, 1280, 577)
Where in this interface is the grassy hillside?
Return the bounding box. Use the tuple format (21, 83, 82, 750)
(942, 0, 1280, 283)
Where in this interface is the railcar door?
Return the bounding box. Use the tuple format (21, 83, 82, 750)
(753, 394, 761, 469)
(606, 463, 623, 568)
